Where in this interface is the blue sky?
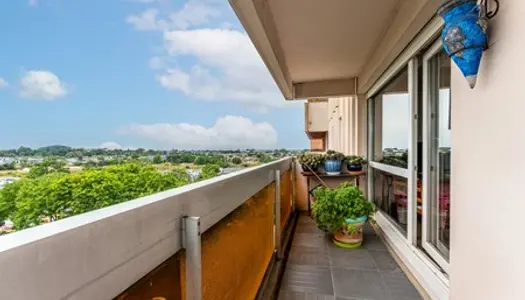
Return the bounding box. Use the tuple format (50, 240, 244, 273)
(0, 0, 308, 150)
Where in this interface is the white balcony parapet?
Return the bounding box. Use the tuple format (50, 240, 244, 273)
(0, 157, 293, 300)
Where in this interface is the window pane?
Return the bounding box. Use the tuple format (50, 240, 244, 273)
(372, 169, 408, 235)
(373, 67, 409, 168)
(428, 50, 451, 259)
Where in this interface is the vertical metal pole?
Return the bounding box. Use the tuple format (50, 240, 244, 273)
(185, 216, 202, 300)
(274, 169, 282, 259)
(291, 160, 296, 210)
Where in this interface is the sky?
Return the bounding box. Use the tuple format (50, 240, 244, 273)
(382, 90, 451, 149)
(0, 0, 308, 150)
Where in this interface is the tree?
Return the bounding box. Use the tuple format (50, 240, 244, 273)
(231, 157, 242, 165)
(27, 159, 69, 179)
(0, 162, 16, 171)
(17, 146, 33, 156)
(194, 156, 207, 165)
(0, 163, 191, 230)
(198, 164, 220, 181)
(0, 180, 22, 222)
(152, 154, 163, 164)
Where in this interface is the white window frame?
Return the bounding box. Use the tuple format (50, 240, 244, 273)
(365, 15, 451, 299)
(422, 39, 450, 273)
(367, 58, 417, 243)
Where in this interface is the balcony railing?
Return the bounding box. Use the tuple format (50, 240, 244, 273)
(0, 158, 295, 300)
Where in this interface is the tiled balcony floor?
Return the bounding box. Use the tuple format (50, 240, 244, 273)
(278, 215, 422, 300)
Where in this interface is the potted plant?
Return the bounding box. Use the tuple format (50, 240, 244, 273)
(323, 150, 345, 175)
(296, 152, 323, 173)
(312, 182, 375, 248)
(345, 155, 367, 173)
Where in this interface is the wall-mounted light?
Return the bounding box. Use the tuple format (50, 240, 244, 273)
(438, 0, 499, 88)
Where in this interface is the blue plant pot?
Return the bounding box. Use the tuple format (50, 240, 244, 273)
(347, 164, 363, 172)
(345, 216, 368, 224)
(439, 0, 487, 88)
(324, 160, 342, 175)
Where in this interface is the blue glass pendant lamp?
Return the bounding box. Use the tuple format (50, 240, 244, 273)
(438, 0, 499, 88)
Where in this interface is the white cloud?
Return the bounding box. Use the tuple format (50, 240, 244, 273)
(167, 2, 220, 30)
(120, 115, 278, 149)
(157, 69, 190, 93)
(0, 78, 8, 88)
(149, 56, 166, 69)
(158, 28, 284, 108)
(19, 70, 68, 100)
(99, 142, 123, 150)
(126, 2, 219, 31)
(126, 9, 160, 31)
(126, 1, 291, 110)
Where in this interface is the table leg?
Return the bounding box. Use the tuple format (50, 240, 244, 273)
(307, 177, 311, 215)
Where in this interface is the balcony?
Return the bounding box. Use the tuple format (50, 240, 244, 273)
(0, 158, 421, 300)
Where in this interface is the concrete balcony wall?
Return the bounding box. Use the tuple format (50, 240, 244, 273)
(0, 158, 294, 300)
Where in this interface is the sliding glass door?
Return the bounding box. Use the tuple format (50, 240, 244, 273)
(422, 40, 451, 272)
(367, 60, 418, 243)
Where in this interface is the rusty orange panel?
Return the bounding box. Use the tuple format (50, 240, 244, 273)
(114, 250, 184, 300)
(200, 183, 275, 300)
(280, 170, 293, 230)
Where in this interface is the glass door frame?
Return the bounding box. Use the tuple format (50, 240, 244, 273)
(422, 39, 450, 273)
(366, 58, 419, 245)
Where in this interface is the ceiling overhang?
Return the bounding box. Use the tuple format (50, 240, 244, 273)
(230, 0, 439, 100)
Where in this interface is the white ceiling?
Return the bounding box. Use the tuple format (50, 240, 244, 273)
(268, 0, 403, 83)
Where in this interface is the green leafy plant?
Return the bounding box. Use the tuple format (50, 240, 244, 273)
(345, 155, 367, 166)
(379, 154, 407, 168)
(198, 164, 221, 181)
(324, 150, 345, 161)
(312, 182, 375, 232)
(297, 152, 324, 171)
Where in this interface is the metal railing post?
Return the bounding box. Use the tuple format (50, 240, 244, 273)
(274, 169, 282, 259)
(185, 216, 202, 300)
(291, 159, 296, 210)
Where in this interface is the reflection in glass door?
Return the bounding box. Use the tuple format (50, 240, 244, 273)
(422, 40, 451, 272)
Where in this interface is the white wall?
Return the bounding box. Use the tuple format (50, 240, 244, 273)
(450, 1, 525, 299)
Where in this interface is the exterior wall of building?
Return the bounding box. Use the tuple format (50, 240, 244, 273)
(326, 96, 362, 155)
(450, 1, 525, 299)
(306, 100, 329, 132)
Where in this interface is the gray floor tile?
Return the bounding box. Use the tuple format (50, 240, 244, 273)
(328, 247, 377, 271)
(280, 216, 420, 300)
(296, 222, 325, 234)
(363, 224, 377, 236)
(332, 268, 392, 300)
(361, 235, 388, 251)
(298, 215, 317, 225)
(281, 264, 334, 295)
(278, 290, 335, 300)
(288, 246, 330, 266)
(382, 273, 422, 300)
(369, 250, 402, 273)
(293, 232, 328, 249)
